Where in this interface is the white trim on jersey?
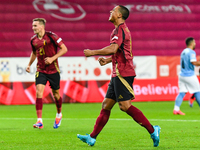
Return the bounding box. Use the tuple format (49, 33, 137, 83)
(57, 38, 62, 43)
(112, 36, 118, 41)
(190, 59, 196, 62)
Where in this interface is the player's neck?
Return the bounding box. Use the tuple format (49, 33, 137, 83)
(114, 19, 125, 28)
(187, 46, 193, 50)
(37, 30, 45, 40)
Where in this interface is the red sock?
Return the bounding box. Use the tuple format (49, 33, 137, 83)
(126, 105, 154, 134)
(36, 98, 43, 118)
(55, 97, 62, 114)
(90, 109, 110, 138)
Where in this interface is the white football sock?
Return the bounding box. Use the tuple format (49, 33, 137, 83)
(37, 118, 43, 122)
(174, 105, 180, 111)
(56, 113, 62, 118)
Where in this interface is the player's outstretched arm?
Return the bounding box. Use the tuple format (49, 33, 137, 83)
(26, 51, 36, 73)
(84, 43, 119, 57)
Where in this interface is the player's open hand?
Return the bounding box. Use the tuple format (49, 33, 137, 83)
(26, 66, 30, 73)
(44, 57, 53, 65)
(84, 49, 93, 57)
(98, 57, 107, 66)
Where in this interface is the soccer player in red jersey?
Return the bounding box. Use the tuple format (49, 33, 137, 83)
(77, 5, 161, 147)
(26, 18, 68, 129)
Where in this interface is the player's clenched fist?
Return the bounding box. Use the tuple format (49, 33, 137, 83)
(44, 57, 53, 65)
(98, 57, 107, 66)
(84, 49, 93, 57)
(26, 66, 30, 73)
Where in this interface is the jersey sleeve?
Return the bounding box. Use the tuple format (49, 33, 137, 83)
(190, 51, 196, 62)
(30, 39, 36, 51)
(110, 27, 123, 46)
(50, 32, 64, 47)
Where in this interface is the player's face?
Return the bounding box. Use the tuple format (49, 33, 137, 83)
(32, 21, 43, 34)
(109, 6, 120, 23)
(192, 39, 196, 50)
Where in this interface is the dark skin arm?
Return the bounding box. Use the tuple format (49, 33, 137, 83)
(98, 57, 112, 66)
(84, 43, 119, 57)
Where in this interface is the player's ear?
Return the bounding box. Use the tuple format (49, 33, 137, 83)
(118, 12, 122, 18)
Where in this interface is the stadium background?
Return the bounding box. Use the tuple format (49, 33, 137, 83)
(0, 0, 200, 105)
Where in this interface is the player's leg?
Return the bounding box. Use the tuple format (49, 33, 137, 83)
(118, 100, 160, 147)
(33, 84, 46, 128)
(116, 75, 154, 134)
(77, 98, 116, 146)
(173, 93, 186, 115)
(52, 89, 62, 114)
(173, 75, 187, 115)
(77, 78, 116, 146)
(189, 93, 195, 107)
(90, 98, 116, 138)
(118, 100, 154, 133)
(48, 72, 62, 129)
(116, 76, 160, 147)
(126, 104, 161, 147)
(33, 72, 47, 129)
(194, 92, 200, 106)
(52, 89, 62, 129)
(186, 75, 200, 108)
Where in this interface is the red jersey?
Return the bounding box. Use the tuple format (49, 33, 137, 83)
(110, 23, 136, 77)
(30, 31, 64, 74)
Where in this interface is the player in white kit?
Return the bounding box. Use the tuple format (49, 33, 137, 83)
(173, 37, 200, 115)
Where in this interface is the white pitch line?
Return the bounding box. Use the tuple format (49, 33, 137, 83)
(0, 118, 200, 122)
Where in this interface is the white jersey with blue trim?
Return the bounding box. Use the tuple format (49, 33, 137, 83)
(180, 48, 196, 77)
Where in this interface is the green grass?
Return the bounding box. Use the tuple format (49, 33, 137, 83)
(0, 101, 200, 150)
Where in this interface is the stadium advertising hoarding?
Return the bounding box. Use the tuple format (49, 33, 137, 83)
(0, 56, 196, 105)
(0, 56, 156, 82)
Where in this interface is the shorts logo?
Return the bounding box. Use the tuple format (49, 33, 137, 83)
(118, 95, 123, 99)
(33, 0, 86, 21)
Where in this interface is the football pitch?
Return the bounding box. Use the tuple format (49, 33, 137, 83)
(0, 101, 200, 150)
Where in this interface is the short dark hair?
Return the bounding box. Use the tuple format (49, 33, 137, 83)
(185, 37, 194, 46)
(118, 5, 129, 20)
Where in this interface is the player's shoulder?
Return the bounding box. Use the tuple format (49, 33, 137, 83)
(30, 34, 37, 41)
(114, 23, 125, 34)
(183, 48, 195, 55)
(46, 31, 57, 36)
(187, 48, 195, 54)
(113, 26, 120, 35)
(46, 31, 59, 38)
(118, 23, 127, 30)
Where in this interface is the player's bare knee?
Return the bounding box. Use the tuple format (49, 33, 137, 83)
(102, 101, 108, 109)
(119, 104, 127, 112)
(36, 90, 43, 98)
(102, 98, 115, 110)
(52, 89, 60, 100)
(119, 102, 130, 112)
(53, 93, 60, 100)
